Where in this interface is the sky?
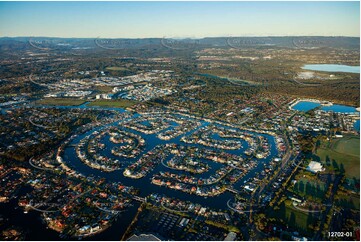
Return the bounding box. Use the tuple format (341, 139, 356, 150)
(0, 1, 359, 38)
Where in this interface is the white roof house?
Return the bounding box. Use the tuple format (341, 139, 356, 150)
(306, 161, 324, 173)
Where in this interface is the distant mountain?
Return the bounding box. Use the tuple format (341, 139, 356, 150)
(202, 36, 360, 49)
(0, 36, 359, 51)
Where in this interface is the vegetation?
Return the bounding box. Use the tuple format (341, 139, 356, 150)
(316, 135, 360, 179)
(204, 220, 240, 233)
(266, 200, 321, 236)
(334, 190, 360, 210)
(95, 85, 114, 93)
(35, 98, 86, 106)
(292, 177, 327, 201)
(88, 99, 138, 108)
(105, 66, 134, 76)
(331, 135, 360, 157)
(105, 66, 129, 71)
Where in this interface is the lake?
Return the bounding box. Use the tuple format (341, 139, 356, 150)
(302, 64, 360, 74)
(292, 101, 321, 112)
(321, 104, 357, 113)
(292, 101, 359, 114)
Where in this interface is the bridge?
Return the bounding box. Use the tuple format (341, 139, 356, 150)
(132, 196, 146, 203)
(26, 201, 59, 213)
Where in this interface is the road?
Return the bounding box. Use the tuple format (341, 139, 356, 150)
(28, 74, 47, 86)
(290, 78, 320, 86)
(29, 156, 54, 171)
(29, 116, 51, 129)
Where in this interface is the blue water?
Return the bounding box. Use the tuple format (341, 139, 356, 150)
(292, 101, 359, 114)
(292, 101, 321, 112)
(321, 104, 357, 113)
(302, 64, 360, 74)
(354, 120, 360, 132)
(61, 117, 278, 210)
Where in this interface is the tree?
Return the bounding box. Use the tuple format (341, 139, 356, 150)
(288, 212, 296, 226)
(332, 160, 339, 171)
(339, 163, 345, 174)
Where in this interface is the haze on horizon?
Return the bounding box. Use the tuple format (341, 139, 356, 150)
(0, 1, 359, 38)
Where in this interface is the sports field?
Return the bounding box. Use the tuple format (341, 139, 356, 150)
(35, 98, 86, 106)
(316, 135, 360, 179)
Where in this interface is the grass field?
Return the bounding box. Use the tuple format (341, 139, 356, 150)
(35, 98, 86, 106)
(267, 201, 318, 235)
(200, 72, 259, 86)
(316, 135, 360, 179)
(88, 99, 138, 108)
(105, 67, 129, 71)
(332, 136, 360, 157)
(95, 85, 114, 93)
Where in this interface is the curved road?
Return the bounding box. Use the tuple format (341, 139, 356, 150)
(29, 157, 54, 171)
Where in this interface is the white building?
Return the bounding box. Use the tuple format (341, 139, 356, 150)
(224, 232, 237, 241)
(306, 161, 324, 173)
(96, 94, 113, 100)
